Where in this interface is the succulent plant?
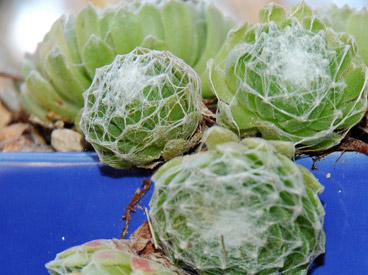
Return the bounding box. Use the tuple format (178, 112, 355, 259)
(149, 126, 325, 275)
(20, 0, 233, 123)
(46, 239, 182, 275)
(208, 2, 368, 151)
(316, 4, 368, 66)
(79, 47, 208, 168)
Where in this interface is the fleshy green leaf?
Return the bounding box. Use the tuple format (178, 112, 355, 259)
(346, 8, 368, 64)
(26, 71, 80, 122)
(45, 46, 86, 105)
(138, 3, 165, 40)
(289, 1, 313, 21)
(140, 35, 169, 51)
(203, 126, 239, 150)
(207, 59, 234, 103)
(75, 3, 100, 56)
(194, 4, 232, 74)
(161, 0, 193, 64)
(20, 84, 48, 121)
(82, 34, 115, 78)
(259, 3, 286, 26)
(340, 64, 366, 103)
(110, 9, 143, 54)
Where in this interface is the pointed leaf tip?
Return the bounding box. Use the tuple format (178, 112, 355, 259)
(203, 126, 239, 150)
(289, 1, 313, 21)
(259, 3, 286, 25)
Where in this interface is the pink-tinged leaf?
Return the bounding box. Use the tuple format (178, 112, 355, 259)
(84, 240, 106, 247)
(131, 256, 159, 273)
(94, 250, 115, 259)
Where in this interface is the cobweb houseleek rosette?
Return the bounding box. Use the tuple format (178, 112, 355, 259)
(208, 2, 368, 151)
(20, 0, 233, 123)
(316, 4, 368, 66)
(149, 126, 325, 275)
(46, 239, 182, 275)
(79, 47, 208, 169)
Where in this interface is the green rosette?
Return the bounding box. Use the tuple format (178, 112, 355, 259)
(46, 239, 182, 275)
(79, 47, 207, 169)
(149, 126, 325, 274)
(209, 2, 367, 151)
(21, 0, 233, 123)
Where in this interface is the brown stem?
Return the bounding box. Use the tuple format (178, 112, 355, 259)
(120, 179, 152, 239)
(338, 137, 368, 155)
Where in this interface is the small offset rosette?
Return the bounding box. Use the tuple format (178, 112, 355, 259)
(79, 47, 208, 168)
(209, 2, 368, 151)
(149, 126, 325, 274)
(45, 238, 182, 275)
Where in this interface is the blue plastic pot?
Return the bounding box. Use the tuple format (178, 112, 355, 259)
(0, 151, 367, 274)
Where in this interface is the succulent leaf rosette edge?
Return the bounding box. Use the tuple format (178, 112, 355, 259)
(20, 0, 233, 124)
(79, 47, 210, 169)
(208, 2, 368, 151)
(316, 3, 368, 66)
(149, 126, 325, 275)
(45, 238, 183, 275)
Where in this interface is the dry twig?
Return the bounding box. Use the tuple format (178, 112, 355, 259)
(338, 137, 368, 156)
(121, 179, 152, 239)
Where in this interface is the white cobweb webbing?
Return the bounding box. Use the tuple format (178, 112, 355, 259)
(150, 140, 325, 274)
(80, 48, 204, 166)
(217, 19, 367, 149)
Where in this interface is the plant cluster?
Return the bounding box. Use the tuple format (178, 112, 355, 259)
(20, 0, 232, 123)
(150, 127, 325, 274)
(210, 2, 367, 151)
(22, 1, 368, 274)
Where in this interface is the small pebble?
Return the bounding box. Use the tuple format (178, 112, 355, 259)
(326, 173, 331, 179)
(51, 129, 85, 152)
